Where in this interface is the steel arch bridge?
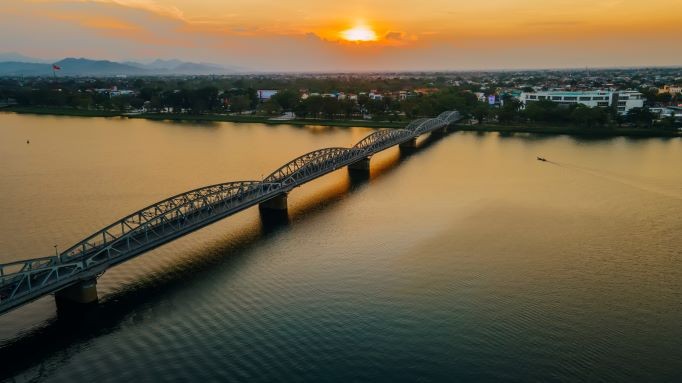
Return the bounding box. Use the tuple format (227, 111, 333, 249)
(0, 111, 461, 315)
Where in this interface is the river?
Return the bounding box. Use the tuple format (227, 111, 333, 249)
(0, 113, 680, 382)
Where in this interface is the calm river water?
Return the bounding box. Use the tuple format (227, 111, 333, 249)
(0, 113, 680, 382)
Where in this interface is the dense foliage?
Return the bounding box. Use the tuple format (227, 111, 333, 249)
(0, 75, 679, 130)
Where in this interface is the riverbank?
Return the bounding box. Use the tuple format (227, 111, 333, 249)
(3, 106, 679, 137)
(464, 123, 680, 138)
(2, 107, 406, 129)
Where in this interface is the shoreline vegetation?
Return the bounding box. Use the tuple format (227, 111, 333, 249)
(3, 106, 679, 138)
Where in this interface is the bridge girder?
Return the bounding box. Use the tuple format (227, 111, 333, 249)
(0, 180, 282, 308)
(59, 181, 269, 261)
(437, 111, 461, 125)
(353, 129, 413, 155)
(264, 147, 359, 187)
(406, 118, 430, 131)
(414, 118, 446, 135)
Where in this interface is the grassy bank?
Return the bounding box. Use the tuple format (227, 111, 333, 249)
(3, 106, 679, 137)
(2, 106, 121, 118)
(459, 123, 680, 138)
(2, 106, 406, 129)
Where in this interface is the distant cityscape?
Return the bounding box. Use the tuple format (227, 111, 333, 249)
(0, 60, 680, 132)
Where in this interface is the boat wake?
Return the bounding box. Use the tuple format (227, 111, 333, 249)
(548, 160, 681, 201)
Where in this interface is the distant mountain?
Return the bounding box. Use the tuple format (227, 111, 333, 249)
(0, 56, 239, 76)
(121, 61, 147, 68)
(54, 58, 150, 76)
(173, 62, 228, 74)
(141, 59, 237, 74)
(0, 52, 50, 63)
(146, 59, 185, 70)
(0, 61, 53, 76)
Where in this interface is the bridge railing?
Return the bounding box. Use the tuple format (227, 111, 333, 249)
(57, 181, 266, 262)
(353, 129, 413, 154)
(0, 256, 59, 280)
(0, 259, 85, 306)
(273, 148, 365, 188)
(64, 181, 284, 269)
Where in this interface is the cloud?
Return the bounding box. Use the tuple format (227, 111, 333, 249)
(524, 20, 585, 27)
(3, 0, 682, 71)
(385, 31, 403, 40)
(91, 0, 185, 20)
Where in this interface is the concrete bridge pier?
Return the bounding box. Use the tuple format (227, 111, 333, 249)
(432, 126, 448, 136)
(348, 157, 371, 172)
(259, 193, 289, 228)
(259, 193, 288, 212)
(55, 278, 98, 306)
(348, 157, 371, 182)
(399, 137, 418, 149)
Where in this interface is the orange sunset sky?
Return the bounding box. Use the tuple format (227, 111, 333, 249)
(1, 0, 680, 71)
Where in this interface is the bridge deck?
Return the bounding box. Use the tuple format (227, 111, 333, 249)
(0, 111, 461, 314)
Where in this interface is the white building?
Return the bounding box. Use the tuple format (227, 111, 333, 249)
(519, 90, 644, 115)
(257, 90, 278, 101)
(110, 90, 135, 97)
(650, 106, 682, 121)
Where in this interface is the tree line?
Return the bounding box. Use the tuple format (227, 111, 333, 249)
(487, 98, 675, 130)
(0, 77, 678, 129)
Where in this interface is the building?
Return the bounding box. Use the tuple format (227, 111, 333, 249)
(658, 85, 682, 95)
(650, 106, 682, 122)
(518, 90, 644, 114)
(257, 90, 278, 101)
(110, 90, 135, 97)
(368, 92, 383, 100)
(474, 92, 487, 102)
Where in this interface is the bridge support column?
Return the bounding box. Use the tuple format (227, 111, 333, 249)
(348, 157, 371, 171)
(399, 137, 418, 149)
(431, 126, 448, 137)
(259, 193, 288, 212)
(55, 278, 98, 305)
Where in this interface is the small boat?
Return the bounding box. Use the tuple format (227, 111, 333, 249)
(537, 156, 547, 162)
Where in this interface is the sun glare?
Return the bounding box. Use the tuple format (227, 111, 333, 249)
(340, 24, 378, 42)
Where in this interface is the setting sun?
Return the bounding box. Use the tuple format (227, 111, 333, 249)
(340, 24, 378, 42)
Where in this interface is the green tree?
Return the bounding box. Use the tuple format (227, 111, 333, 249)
(472, 102, 490, 124)
(569, 104, 608, 128)
(340, 99, 356, 118)
(523, 100, 570, 123)
(304, 96, 324, 118)
(626, 107, 655, 128)
(230, 95, 250, 114)
(400, 99, 418, 119)
(357, 94, 369, 112)
(260, 99, 282, 115)
(496, 99, 521, 124)
(129, 97, 145, 110)
(366, 99, 385, 116)
(111, 95, 132, 111)
(321, 97, 341, 119)
(271, 90, 300, 111)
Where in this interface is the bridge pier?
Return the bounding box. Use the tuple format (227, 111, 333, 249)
(348, 157, 371, 171)
(55, 278, 98, 305)
(259, 193, 288, 212)
(399, 137, 418, 149)
(432, 126, 448, 136)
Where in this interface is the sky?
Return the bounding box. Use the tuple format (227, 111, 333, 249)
(0, 0, 681, 72)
